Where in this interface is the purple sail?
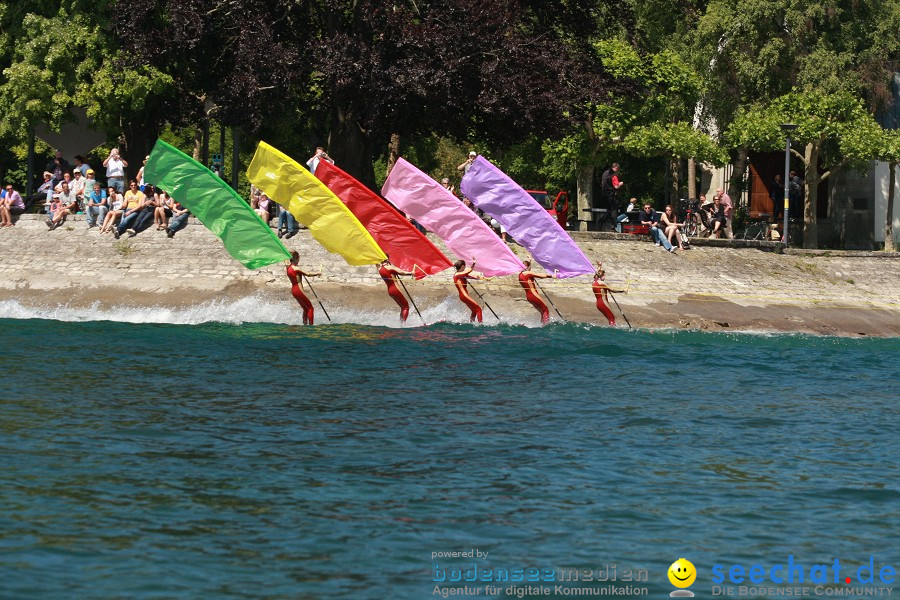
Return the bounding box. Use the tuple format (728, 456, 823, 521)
(460, 156, 594, 278)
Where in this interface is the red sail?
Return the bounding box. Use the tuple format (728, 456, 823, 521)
(316, 161, 452, 279)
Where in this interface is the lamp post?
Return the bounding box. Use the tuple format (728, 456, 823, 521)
(780, 123, 798, 245)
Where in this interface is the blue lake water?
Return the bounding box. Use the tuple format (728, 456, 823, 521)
(1, 315, 898, 599)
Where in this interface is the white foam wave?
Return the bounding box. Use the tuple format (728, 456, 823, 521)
(0, 296, 539, 328)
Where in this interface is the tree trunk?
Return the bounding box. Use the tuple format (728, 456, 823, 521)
(121, 121, 158, 182)
(386, 133, 400, 179)
(328, 106, 375, 189)
(886, 160, 897, 252)
(687, 158, 697, 200)
(727, 147, 750, 204)
(802, 142, 819, 249)
(192, 125, 203, 161)
(670, 157, 680, 203)
(576, 165, 594, 232)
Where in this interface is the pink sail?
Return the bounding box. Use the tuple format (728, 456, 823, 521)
(460, 156, 594, 278)
(381, 158, 525, 277)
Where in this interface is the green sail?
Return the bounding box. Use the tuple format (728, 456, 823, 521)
(144, 140, 291, 270)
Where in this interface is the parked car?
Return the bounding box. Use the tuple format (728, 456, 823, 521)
(526, 190, 570, 230)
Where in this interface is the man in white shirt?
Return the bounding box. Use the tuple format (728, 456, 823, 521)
(305, 147, 333, 174)
(103, 148, 128, 193)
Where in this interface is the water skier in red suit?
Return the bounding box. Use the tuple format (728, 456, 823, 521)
(287, 251, 321, 325)
(453, 259, 484, 323)
(592, 263, 623, 326)
(518, 260, 553, 325)
(378, 258, 414, 322)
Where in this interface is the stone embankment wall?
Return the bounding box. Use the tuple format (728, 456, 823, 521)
(2, 214, 899, 335)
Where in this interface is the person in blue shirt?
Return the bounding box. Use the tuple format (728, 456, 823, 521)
(638, 203, 676, 253)
(84, 182, 108, 229)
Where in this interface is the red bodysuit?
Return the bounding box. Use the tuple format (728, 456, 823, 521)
(592, 280, 616, 326)
(379, 264, 409, 322)
(287, 264, 315, 325)
(518, 272, 549, 325)
(453, 274, 482, 323)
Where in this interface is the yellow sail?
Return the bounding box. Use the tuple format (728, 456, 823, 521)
(247, 142, 386, 265)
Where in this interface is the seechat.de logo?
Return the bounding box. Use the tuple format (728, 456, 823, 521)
(669, 558, 697, 597)
(711, 556, 896, 587)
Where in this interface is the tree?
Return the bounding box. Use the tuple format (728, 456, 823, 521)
(623, 121, 727, 198)
(692, 0, 900, 205)
(543, 38, 709, 226)
(727, 90, 884, 248)
(0, 2, 174, 172)
(313, 0, 618, 187)
(877, 129, 900, 252)
(112, 0, 309, 166)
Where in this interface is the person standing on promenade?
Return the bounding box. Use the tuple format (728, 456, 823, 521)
(378, 257, 414, 323)
(770, 174, 784, 223)
(457, 151, 477, 175)
(518, 260, 553, 325)
(601, 163, 624, 227)
(46, 151, 69, 186)
(306, 147, 334, 174)
(103, 148, 128, 193)
(789, 170, 804, 219)
(73, 155, 90, 177)
(453, 260, 484, 323)
(286, 251, 322, 326)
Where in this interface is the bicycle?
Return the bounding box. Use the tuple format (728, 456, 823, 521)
(741, 213, 771, 240)
(679, 198, 707, 240)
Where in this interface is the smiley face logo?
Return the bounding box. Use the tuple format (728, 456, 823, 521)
(668, 558, 697, 588)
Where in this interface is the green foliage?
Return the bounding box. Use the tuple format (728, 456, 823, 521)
(539, 37, 715, 186)
(624, 122, 728, 165)
(693, 0, 900, 127)
(725, 90, 884, 171)
(1, 8, 109, 136)
(875, 129, 900, 164)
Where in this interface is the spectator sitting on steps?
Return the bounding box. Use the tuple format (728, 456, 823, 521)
(277, 203, 299, 239)
(713, 187, 734, 239)
(638, 202, 676, 253)
(707, 195, 726, 239)
(46, 182, 78, 230)
(659, 204, 688, 251)
(1, 183, 25, 227)
(31, 172, 54, 211)
(84, 183, 108, 229)
(166, 201, 190, 238)
(99, 186, 124, 234)
(615, 197, 637, 233)
(114, 180, 146, 238)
